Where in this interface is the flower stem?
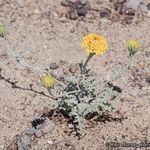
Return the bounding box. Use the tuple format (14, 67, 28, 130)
(81, 53, 95, 74)
(3, 36, 45, 74)
(109, 55, 133, 82)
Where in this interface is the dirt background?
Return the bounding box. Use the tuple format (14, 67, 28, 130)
(0, 0, 150, 150)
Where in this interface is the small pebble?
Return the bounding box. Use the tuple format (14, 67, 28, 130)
(147, 3, 150, 10)
(44, 45, 47, 49)
(74, 0, 89, 16)
(68, 124, 74, 129)
(34, 9, 40, 14)
(125, 8, 135, 15)
(66, 0, 76, 4)
(100, 9, 111, 18)
(61, 0, 71, 7)
(47, 140, 53, 145)
(59, 16, 67, 22)
(116, 0, 126, 4)
(76, 6, 88, 16)
(50, 63, 59, 70)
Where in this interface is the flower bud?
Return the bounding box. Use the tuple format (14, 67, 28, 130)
(127, 40, 140, 57)
(41, 74, 57, 89)
(0, 24, 6, 38)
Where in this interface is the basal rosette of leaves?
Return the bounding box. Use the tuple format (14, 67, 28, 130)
(48, 74, 118, 130)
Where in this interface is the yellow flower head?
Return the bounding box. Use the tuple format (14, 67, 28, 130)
(80, 33, 108, 56)
(0, 24, 6, 38)
(127, 40, 141, 56)
(41, 74, 57, 89)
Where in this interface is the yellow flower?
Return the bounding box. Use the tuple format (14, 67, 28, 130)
(127, 40, 140, 56)
(0, 24, 6, 38)
(80, 33, 108, 56)
(41, 74, 57, 88)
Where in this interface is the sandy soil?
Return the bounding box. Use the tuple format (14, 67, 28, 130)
(0, 0, 150, 150)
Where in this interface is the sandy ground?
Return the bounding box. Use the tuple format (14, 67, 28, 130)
(0, 0, 150, 149)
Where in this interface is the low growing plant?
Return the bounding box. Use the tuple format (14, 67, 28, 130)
(41, 34, 140, 131)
